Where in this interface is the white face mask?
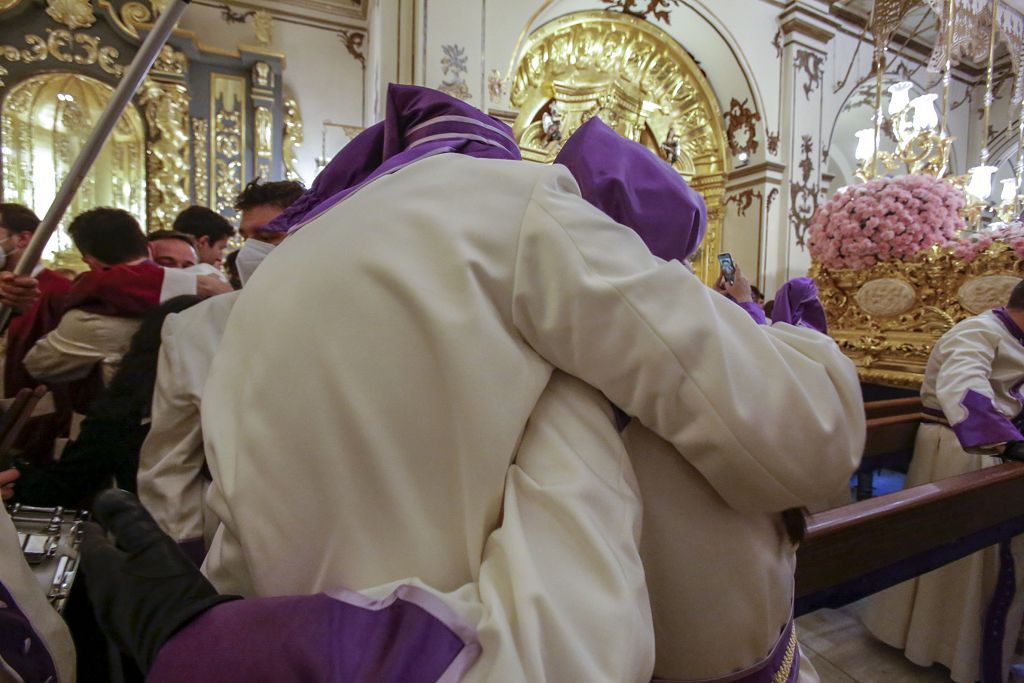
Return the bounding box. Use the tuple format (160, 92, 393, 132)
(236, 239, 276, 287)
(0, 236, 16, 271)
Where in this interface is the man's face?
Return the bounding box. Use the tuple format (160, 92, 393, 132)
(196, 236, 230, 268)
(150, 239, 198, 269)
(239, 204, 287, 245)
(0, 226, 31, 271)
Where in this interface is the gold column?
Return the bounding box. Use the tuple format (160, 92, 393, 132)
(210, 73, 247, 216)
(141, 45, 191, 231)
(251, 61, 275, 181)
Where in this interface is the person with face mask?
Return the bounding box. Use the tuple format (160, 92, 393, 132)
(137, 181, 301, 563)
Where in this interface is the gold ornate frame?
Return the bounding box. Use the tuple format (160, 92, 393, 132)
(509, 10, 730, 283)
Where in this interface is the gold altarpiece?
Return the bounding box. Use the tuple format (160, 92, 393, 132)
(0, 0, 297, 267)
(509, 11, 730, 284)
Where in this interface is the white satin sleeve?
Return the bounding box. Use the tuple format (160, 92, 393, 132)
(511, 166, 865, 512)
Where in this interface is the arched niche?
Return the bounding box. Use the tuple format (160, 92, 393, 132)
(1, 72, 146, 266)
(510, 10, 730, 284)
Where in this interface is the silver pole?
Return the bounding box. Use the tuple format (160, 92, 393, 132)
(0, 0, 191, 331)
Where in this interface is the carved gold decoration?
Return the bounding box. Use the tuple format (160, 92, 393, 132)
(283, 97, 304, 183)
(958, 274, 1021, 313)
(141, 78, 191, 231)
(255, 106, 273, 179)
(98, 0, 152, 38)
(254, 9, 273, 46)
(211, 73, 246, 214)
(193, 117, 210, 207)
(339, 29, 366, 67)
(152, 45, 187, 77)
(0, 29, 124, 76)
(0, 64, 7, 89)
(855, 278, 918, 317)
(2, 73, 145, 263)
(46, 0, 96, 29)
(814, 245, 1024, 387)
(511, 10, 729, 284)
(0, 0, 25, 11)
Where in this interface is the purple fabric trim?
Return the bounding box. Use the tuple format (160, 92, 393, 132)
(149, 586, 480, 683)
(737, 301, 767, 325)
(993, 308, 1024, 347)
(265, 84, 521, 236)
(770, 278, 828, 334)
(981, 539, 1016, 683)
(952, 389, 1023, 450)
(0, 579, 60, 683)
(651, 617, 798, 683)
(554, 118, 707, 264)
(177, 538, 206, 568)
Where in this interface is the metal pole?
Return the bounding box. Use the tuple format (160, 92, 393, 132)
(941, 0, 956, 137)
(0, 0, 191, 331)
(980, 0, 999, 165)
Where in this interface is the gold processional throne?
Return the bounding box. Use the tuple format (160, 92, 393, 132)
(508, 10, 730, 285)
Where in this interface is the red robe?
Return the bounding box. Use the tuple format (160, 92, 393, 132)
(63, 260, 166, 317)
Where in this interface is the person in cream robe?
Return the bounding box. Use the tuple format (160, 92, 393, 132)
(864, 297, 1024, 683)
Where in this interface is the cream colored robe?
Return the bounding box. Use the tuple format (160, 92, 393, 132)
(199, 154, 864, 676)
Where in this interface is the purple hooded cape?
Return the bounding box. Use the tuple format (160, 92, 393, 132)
(771, 277, 828, 334)
(553, 118, 707, 263)
(267, 83, 522, 235)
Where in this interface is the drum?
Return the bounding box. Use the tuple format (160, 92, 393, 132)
(7, 503, 86, 614)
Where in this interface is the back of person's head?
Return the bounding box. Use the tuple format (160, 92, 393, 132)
(172, 206, 235, 242)
(91, 295, 204, 422)
(147, 230, 197, 249)
(0, 203, 40, 236)
(68, 207, 148, 266)
(1009, 280, 1024, 311)
(234, 179, 305, 212)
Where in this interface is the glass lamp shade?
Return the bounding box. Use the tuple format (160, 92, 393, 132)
(888, 81, 914, 116)
(1001, 178, 1018, 204)
(854, 129, 876, 161)
(909, 94, 939, 131)
(966, 165, 999, 200)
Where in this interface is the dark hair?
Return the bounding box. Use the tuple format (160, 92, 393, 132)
(173, 206, 235, 242)
(67, 207, 148, 265)
(234, 179, 305, 212)
(223, 249, 242, 290)
(1010, 280, 1024, 311)
(0, 203, 41, 235)
(750, 285, 764, 303)
(147, 230, 198, 249)
(90, 295, 204, 423)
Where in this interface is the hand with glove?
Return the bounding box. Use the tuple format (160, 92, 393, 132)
(78, 489, 239, 674)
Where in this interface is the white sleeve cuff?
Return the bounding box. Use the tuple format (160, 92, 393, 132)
(160, 267, 198, 302)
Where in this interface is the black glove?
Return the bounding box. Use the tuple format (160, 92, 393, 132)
(1002, 442, 1024, 463)
(78, 489, 240, 673)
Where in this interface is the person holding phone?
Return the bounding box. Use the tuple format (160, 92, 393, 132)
(714, 255, 766, 325)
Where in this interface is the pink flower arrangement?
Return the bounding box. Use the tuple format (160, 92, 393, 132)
(954, 222, 1024, 262)
(808, 175, 965, 270)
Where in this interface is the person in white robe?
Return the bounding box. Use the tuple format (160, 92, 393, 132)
(863, 292, 1024, 683)
(555, 119, 861, 683)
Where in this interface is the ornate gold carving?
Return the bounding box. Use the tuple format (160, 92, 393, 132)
(0, 29, 123, 76)
(600, 0, 683, 25)
(152, 45, 187, 77)
(252, 62, 273, 89)
(283, 97, 304, 184)
(0, 64, 7, 89)
(46, 0, 96, 29)
(140, 79, 191, 231)
(723, 98, 761, 156)
(255, 106, 273, 179)
(211, 74, 246, 215)
(193, 117, 210, 208)
(0, 0, 25, 11)
(814, 245, 1024, 387)
(511, 10, 728, 283)
(958, 275, 1021, 314)
(855, 278, 918, 317)
(254, 10, 273, 46)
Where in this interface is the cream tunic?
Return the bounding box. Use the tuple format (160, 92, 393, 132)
(863, 310, 1024, 683)
(199, 154, 863, 669)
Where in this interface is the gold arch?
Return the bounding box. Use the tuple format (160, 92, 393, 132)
(511, 10, 730, 283)
(2, 72, 146, 268)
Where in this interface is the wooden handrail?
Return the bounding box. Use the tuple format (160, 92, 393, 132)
(864, 397, 923, 420)
(797, 462, 1024, 600)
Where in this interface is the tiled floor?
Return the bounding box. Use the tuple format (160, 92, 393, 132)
(796, 601, 953, 682)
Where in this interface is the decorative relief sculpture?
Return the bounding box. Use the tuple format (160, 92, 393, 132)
(794, 50, 824, 100)
(211, 75, 246, 215)
(0, 29, 124, 77)
(855, 278, 918, 317)
(254, 106, 273, 180)
(789, 135, 819, 247)
(439, 44, 471, 101)
(600, 0, 683, 25)
(254, 10, 273, 46)
(541, 103, 562, 145)
(152, 44, 186, 77)
(46, 0, 96, 30)
(722, 97, 761, 156)
(283, 97, 304, 184)
(140, 78, 191, 231)
(661, 126, 681, 165)
(958, 274, 1021, 314)
(724, 189, 763, 217)
(192, 117, 210, 208)
(488, 69, 505, 102)
(339, 29, 366, 67)
(766, 130, 780, 155)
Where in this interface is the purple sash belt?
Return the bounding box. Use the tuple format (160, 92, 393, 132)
(652, 617, 799, 683)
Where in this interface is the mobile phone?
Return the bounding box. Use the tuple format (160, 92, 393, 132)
(718, 253, 736, 285)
